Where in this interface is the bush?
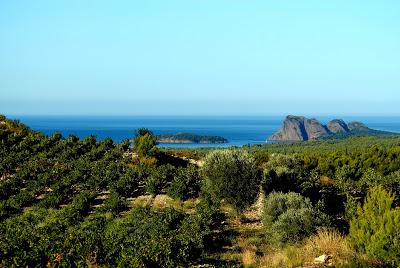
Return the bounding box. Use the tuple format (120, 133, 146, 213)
(348, 186, 400, 266)
(62, 213, 111, 266)
(201, 150, 260, 212)
(262, 154, 304, 190)
(102, 191, 127, 216)
(145, 164, 175, 196)
(263, 192, 327, 244)
(103, 206, 207, 267)
(167, 165, 200, 201)
(112, 168, 140, 197)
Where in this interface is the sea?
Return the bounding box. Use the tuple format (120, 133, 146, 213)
(8, 115, 400, 148)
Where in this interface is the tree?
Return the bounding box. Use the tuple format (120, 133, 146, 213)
(201, 150, 260, 212)
(133, 128, 157, 157)
(348, 186, 400, 266)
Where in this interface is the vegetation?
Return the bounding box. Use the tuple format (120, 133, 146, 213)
(201, 149, 260, 213)
(1, 115, 400, 267)
(263, 192, 328, 245)
(133, 128, 158, 157)
(0, 117, 215, 267)
(348, 186, 400, 266)
(157, 132, 228, 144)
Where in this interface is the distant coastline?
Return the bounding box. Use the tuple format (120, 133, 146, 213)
(156, 133, 228, 144)
(7, 115, 400, 147)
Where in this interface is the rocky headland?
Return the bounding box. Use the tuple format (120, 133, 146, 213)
(268, 115, 393, 142)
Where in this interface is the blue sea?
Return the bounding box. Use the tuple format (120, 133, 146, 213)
(9, 115, 400, 148)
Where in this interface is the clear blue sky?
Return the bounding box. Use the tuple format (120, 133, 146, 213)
(1, 0, 399, 116)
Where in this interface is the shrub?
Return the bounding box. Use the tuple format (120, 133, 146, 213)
(201, 150, 260, 212)
(145, 164, 175, 196)
(62, 213, 111, 266)
(102, 191, 127, 216)
(112, 168, 140, 197)
(167, 165, 200, 201)
(103, 206, 207, 267)
(262, 154, 305, 192)
(348, 186, 400, 266)
(263, 192, 327, 244)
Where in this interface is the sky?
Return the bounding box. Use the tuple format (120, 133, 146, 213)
(1, 0, 400, 116)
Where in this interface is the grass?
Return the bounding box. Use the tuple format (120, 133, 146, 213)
(258, 228, 381, 268)
(119, 192, 378, 267)
(303, 228, 354, 262)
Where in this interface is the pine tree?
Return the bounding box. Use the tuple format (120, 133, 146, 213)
(348, 186, 400, 266)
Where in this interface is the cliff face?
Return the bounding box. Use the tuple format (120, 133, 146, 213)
(304, 118, 330, 140)
(269, 116, 330, 141)
(268, 116, 378, 142)
(326, 119, 349, 134)
(268, 116, 307, 141)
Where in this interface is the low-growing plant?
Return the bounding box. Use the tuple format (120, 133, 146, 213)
(263, 192, 328, 245)
(101, 191, 127, 216)
(145, 164, 175, 196)
(167, 165, 200, 201)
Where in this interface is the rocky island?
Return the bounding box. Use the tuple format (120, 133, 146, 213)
(156, 133, 228, 144)
(268, 115, 394, 142)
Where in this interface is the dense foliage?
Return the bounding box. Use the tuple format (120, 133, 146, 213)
(201, 149, 260, 212)
(263, 192, 328, 244)
(133, 128, 158, 157)
(0, 117, 216, 267)
(157, 133, 228, 144)
(2, 115, 400, 267)
(348, 186, 400, 266)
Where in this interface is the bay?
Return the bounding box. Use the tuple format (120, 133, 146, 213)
(9, 115, 400, 148)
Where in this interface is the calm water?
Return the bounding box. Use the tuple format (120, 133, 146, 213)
(9, 115, 400, 148)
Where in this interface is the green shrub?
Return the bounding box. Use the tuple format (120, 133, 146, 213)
(112, 168, 140, 197)
(0, 208, 49, 267)
(348, 186, 400, 266)
(167, 165, 200, 201)
(263, 192, 327, 245)
(201, 149, 260, 212)
(62, 213, 111, 266)
(262, 154, 315, 195)
(103, 206, 207, 267)
(145, 164, 175, 196)
(102, 191, 127, 216)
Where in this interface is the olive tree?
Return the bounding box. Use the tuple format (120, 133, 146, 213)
(201, 150, 260, 212)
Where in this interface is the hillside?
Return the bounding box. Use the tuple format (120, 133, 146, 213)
(1, 115, 400, 267)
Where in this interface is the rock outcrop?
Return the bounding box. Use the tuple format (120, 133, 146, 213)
(269, 116, 329, 141)
(304, 118, 330, 140)
(268, 115, 390, 142)
(326, 119, 349, 134)
(268, 115, 308, 141)
(347, 121, 369, 131)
